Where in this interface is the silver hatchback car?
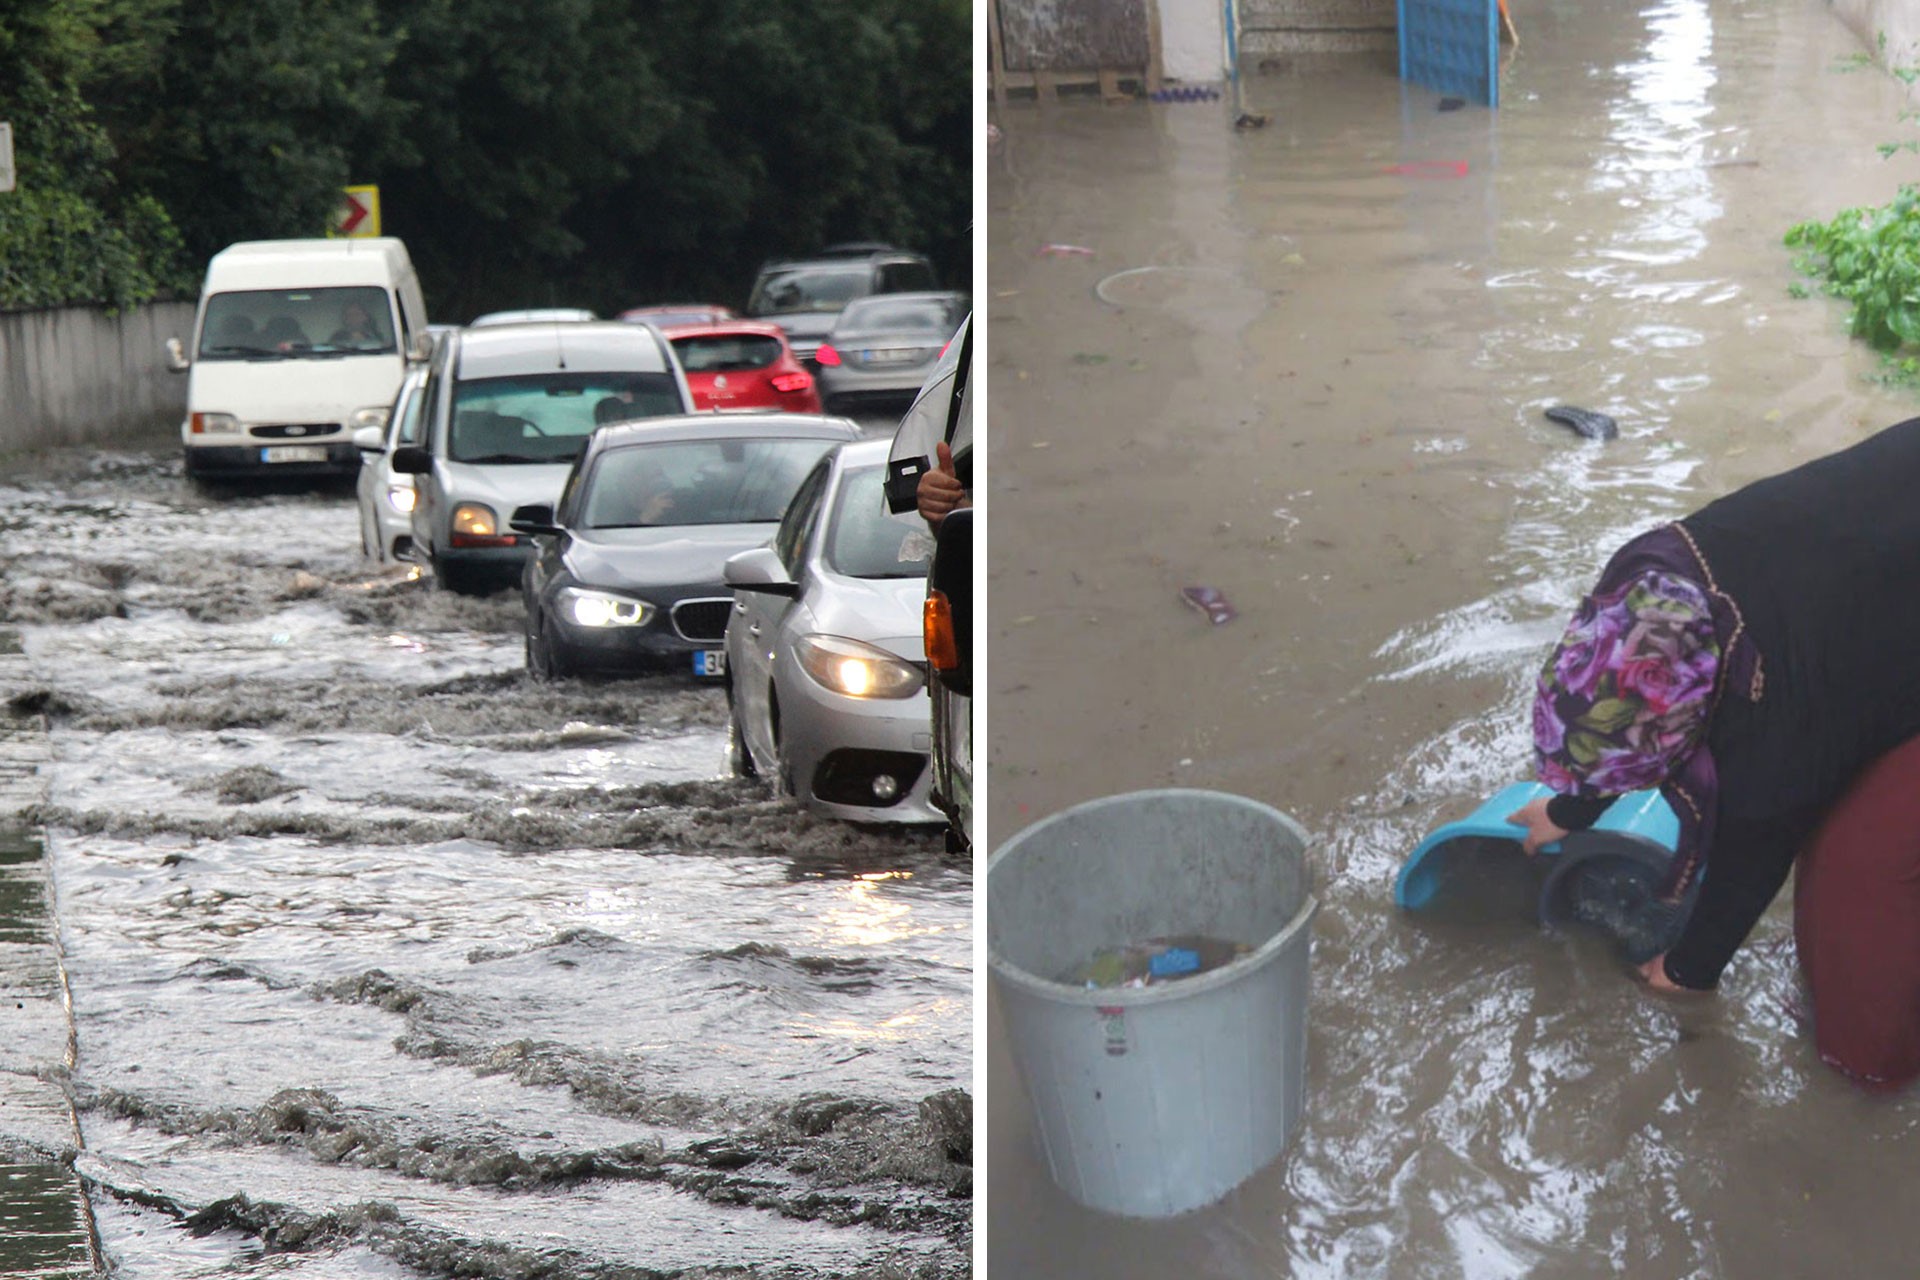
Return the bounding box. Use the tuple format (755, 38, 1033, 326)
(390, 322, 692, 594)
(723, 436, 941, 824)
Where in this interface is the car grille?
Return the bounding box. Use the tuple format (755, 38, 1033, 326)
(671, 598, 733, 642)
(252, 422, 340, 439)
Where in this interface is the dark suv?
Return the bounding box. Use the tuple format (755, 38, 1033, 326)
(745, 243, 939, 366)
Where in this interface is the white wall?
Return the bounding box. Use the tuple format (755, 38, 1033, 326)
(0, 302, 194, 453)
(1828, 0, 1920, 69)
(1161, 0, 1227, 82)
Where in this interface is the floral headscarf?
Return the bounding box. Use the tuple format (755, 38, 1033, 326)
(1533, 569, 1721, 797)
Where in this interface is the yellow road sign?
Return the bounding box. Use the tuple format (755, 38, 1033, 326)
(330, 185, 381, 238)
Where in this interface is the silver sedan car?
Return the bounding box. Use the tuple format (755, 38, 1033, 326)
(353, 364, 428, 563)
(813, 291, 968, 420)
(722, 436, 940, 824)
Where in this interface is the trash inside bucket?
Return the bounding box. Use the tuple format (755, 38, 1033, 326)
(988, 788, 1317, 1218)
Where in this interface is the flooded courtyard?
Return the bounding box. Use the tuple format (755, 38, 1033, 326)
(0, 444, 970, 1277)
(986, 0, 1920, 1273)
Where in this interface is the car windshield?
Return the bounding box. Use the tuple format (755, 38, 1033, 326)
(825, 465, 933, 579)
(450, 372, 682, 464)
(747, 266, 869, 316)
(583, 437, 840, 528)
(672, 334, 783, 373)
(839, 299, 957, 334)
(198, 286, 396, 359)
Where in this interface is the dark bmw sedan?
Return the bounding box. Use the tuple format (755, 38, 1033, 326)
(510, 412, 863, 679)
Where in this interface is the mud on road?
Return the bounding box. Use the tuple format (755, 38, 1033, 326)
(0, 440, 970, 1279)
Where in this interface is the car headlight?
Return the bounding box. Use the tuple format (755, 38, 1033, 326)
(559, 587, 653, 628)
(189, 411, 242, 435)
(794, 634, 923, 699)
(351, 405, 391, 431)
(384, 483, 417, 515)
(452, 503, 499, 536)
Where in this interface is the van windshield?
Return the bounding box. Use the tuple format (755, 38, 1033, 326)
(198, 287, 397, 359)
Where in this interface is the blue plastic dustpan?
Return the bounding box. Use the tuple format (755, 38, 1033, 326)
(1394, 782, 1678, 911)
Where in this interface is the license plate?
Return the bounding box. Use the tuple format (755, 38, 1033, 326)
(693, 650, 727, 677)
(261, 445, 327, 463)
(858, 347, 924, 366)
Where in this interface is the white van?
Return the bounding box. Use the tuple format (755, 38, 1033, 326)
(166, 238, 429, 481)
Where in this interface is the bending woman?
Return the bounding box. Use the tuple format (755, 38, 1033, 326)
(1507, 416, 1920, 1088)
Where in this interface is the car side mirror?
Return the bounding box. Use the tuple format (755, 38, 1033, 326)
(509, 503, 561, 537)
(723, 546, 799, 597)
(164, 337, 189, 373)
(406, 332, 434, 363)
(352, 425, 386, 453)
(389, 445, 432, 475)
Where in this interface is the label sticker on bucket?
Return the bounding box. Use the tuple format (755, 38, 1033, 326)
(1097, 1005, 1128, 1056)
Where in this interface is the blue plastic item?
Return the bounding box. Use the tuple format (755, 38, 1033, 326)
(1148, 946, 1201, 978)
(1394, 781, 1678, 911)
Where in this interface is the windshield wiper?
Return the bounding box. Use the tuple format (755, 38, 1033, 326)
(456, 453, 547, 465)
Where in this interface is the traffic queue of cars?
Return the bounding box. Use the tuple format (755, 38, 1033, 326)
(312, 243, 968, 836)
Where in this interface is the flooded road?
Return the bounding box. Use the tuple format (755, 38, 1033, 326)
(988, 0, 1920, 1273)
(0, 441, 970, 1277)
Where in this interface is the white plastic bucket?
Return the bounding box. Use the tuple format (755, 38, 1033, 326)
(988, 788, 1317, 1218)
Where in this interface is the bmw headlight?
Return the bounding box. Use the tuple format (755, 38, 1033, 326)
(560, 587, 652, 628)
(351, 405, 391, 431)
(794, 634, 923, 699)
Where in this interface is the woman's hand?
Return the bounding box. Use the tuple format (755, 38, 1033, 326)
(1504, 796, 1569, 855)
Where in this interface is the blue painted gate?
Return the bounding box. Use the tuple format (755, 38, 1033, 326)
(1396, 0, 1499, 107)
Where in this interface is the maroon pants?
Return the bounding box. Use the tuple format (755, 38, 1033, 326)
(1795, 734, 1920, 1090)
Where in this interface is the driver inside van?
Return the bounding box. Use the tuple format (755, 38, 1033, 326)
(330, 300, 384, 347)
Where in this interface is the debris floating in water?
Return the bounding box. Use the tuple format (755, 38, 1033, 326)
(1038, 243, 1096, 258)
(1544, 404, 1620, 441)
(1068, 935, 1252, 989)
(1182, 585, 1236, 626)
(1384, 159, 1470, 179)
(1234, 112, 1270, 130)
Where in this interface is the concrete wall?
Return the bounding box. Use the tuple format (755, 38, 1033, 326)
(0, 301, 194, 453)
(1828, 0, 1920, 69)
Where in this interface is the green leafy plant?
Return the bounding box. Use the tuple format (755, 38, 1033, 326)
(1786, 185, 1920, 373)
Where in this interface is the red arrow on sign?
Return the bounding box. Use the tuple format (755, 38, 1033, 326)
(338, 192, 370, 235)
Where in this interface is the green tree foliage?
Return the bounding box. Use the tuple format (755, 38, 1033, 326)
(0, 0, 185, 308)
(98, 0, 399, 272)
(2, 0, 971, 318)
(370, 0, 971, 319)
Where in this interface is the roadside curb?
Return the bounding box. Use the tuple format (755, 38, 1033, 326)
(0, 631, 104, 1272)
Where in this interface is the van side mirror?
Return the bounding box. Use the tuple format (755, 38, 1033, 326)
(407, 332, 434, 363)
(164, 337, 189, 373)
(390, 445, 432, 475)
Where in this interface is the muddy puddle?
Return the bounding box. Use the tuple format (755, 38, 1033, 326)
(0, 442, 969, 1277)
(989, 0, 1920, 1273)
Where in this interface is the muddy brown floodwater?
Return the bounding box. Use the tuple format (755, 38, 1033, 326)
(0, 439, 969, 1278)
(988, 0, 1920, 1274)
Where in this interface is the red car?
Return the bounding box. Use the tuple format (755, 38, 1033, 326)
(662, 320, 822, 414)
